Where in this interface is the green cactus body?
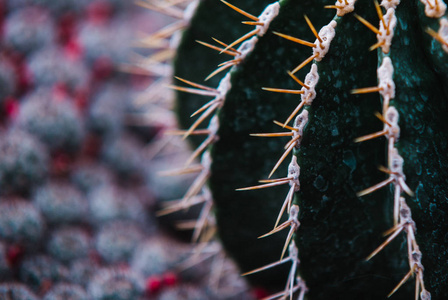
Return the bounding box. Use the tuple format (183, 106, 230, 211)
(169, 0, 448, 298)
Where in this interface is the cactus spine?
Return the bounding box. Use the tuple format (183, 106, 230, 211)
(147, 0, 448, 299)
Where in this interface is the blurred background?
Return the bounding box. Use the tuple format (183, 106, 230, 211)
(0, 0, 255, 299)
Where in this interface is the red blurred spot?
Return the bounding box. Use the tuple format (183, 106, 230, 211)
(40, 279, 53, 295)
(87, 1, 113, 24)
(52, 83, 69, 101)
(162, 272, 178, 287)
(58, 13, 77, 45)
(130, 72, 154, 90)
(0, 0, 4, 18)
(146, 276, 162, 294)
(253, 287, 269, 299)
(93, 56, 113, 81)
(89, 249, 102, 264)
(6, 244, 24, 267)
(116, 262, 130, 271)
(74, 88, 90, 112)
(12, 59, 32, 95)
(3, 97, 19, 120)
(150, 124, 165, 137)
(51, 151, 73, 175)
(81, 134, 102, 158)
(64, 38, 83, 61)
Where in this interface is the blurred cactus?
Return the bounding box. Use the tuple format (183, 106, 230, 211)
(0, 130, 48, 194)
(95, 220, 145, 264)
(46, 227, 91, 263)
(87, 268, 145, 300)
(19, 255, 70, 291)
(87, 85, 128, 138)
(0, 199, 45, 244)
(3, 7, 55, 55)
(101, 134, 145, 179)
(87, 185, 148, 225)
(33, 181, 88, 224)
(27, 47, 89, 90)
(131, 238, 177, 278)
(14, 88, 84, 154)
(70, 162, 113, 194)
(0, 1, 249, 298)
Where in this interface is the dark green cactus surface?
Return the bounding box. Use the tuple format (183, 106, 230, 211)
(174, 0, 448, 299)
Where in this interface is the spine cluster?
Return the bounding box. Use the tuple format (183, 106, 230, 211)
(353, 0, 446, 298)
(240, 3, 364, 298)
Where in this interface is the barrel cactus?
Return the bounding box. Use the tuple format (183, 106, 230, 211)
(146, 0, 448, 299)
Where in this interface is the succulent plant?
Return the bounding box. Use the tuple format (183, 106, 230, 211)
(87, 268, 145, 300)
(47, 226, 91, 263)
(68, 257, 101, 288)
(70, 162, 114, 194)
(101, 133, 145, 179)
(131, 238, 175, 278)
(95, 220, 145, 264)
(3, 7, 55, 55)
(27, 46, 89, 91)
(33, 181, 88, 224)
(0, 130, 48, 195)
(87, 185, 148, 225)
(0, 199, 45, 245)
(19, 255, 70, 292)
(148, 0, 448, 299)
(78, 19, 133, 67)
(14, 88, 84, 154)
(87, 84, 128, 138)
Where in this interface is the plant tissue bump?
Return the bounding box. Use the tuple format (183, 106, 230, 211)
(151, 0, 448, 299)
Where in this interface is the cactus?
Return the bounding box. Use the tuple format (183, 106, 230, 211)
(0, 130, 48, 195)
(87, 185, 148, 225)
(131, 238, 177, 278)
(87, 268, 145, 300)
(19, 255, 70, 292)
(147, 0, 448, 299)
(0, 199, 45, 245)
(33, 181, 88, 224)
(27, 46, 89, 90)
(46, 226, 91, 263)
(3, 7, 55, 55)
(14, 88, 85, 154)
(94, 220, 145, 263)
(87, 84, 128, 139)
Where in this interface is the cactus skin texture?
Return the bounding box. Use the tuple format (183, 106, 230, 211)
(173, 0, 448, 299)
